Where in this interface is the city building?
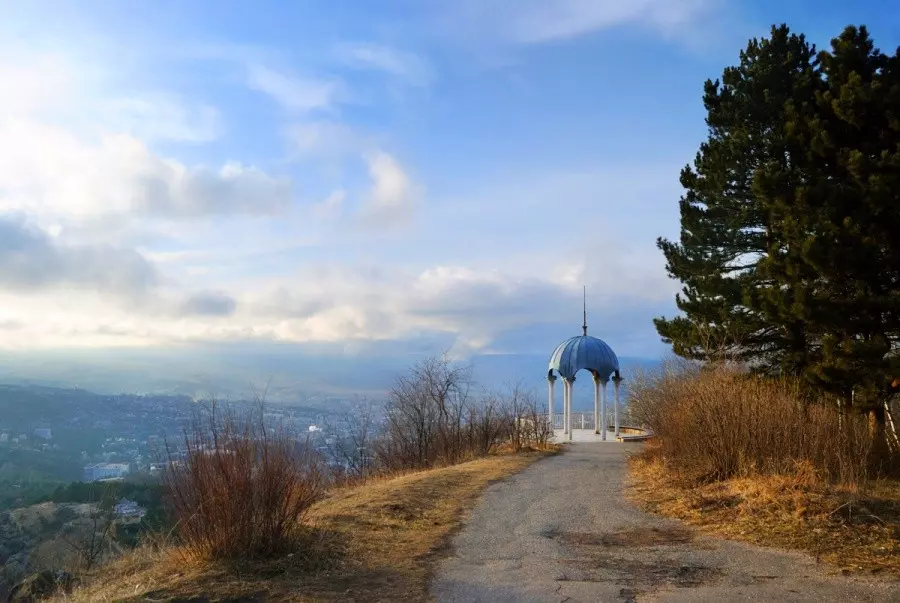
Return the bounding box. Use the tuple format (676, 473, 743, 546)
(33, 428, 53, 440)
(83, 462, 130, 482)
(113, 498, 146, 520)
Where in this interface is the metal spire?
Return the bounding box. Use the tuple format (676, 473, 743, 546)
(582, 285, 587, 336)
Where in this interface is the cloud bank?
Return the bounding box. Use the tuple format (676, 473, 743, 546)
(0, 1, 696, 360)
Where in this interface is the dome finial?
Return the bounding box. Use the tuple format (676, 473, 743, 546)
(582, 285, 587, 336)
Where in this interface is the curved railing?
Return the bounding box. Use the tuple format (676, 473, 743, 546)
(549, 413, 653, 442)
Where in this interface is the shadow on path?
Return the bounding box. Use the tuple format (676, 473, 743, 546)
(431, 444, 899, 603)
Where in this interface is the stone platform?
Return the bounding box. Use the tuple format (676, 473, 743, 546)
(552, 428, 620, 443)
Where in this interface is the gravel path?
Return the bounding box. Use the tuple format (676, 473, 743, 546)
(431, 444, 900, 602)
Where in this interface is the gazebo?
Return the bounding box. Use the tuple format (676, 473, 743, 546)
(547, 291, 622, 442)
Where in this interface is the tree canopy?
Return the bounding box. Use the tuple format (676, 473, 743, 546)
(656, 24, 900, 411)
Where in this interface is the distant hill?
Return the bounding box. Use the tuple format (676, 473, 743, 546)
(0, 347, 663, 406)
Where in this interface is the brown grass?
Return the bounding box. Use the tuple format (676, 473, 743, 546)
(629, 445, 900, 576)
(629, 364, 885, 485)
(52, 450, 554, 602)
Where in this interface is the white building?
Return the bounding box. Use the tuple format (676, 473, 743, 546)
(83, 462, 130, 482)
(113, 498, 146, 520)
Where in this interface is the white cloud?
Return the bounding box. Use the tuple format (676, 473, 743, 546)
(246, 63, 341, 112)
(284, 120, 358, 158)
(0, 244, 675, 353)
(231, 257, 672, 351)
(312, 189, 346, 220)
(0, 51, 291, 226)
(0, 120, 292, 221)
(0, 51, 223, 144)
(0, 216, 158, 298)
(358, 151, 421, 228)
(335, 43, 433, 86)
(438, 0, 718, 45)
(0, 53, 83, 115)
(100, 94, 222, 143)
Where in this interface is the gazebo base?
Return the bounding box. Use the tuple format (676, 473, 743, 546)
(552, 428, 623, 443)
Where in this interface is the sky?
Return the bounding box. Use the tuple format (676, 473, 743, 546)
(1, 0, 899, 365)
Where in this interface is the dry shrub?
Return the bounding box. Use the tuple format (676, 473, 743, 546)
(375, 356, 552, 471)
(630, 363, 891, 486)
(163, 403, 324, 561)
(504, 391, 555, 453)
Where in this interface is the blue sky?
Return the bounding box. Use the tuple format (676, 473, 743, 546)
(1, 0, 898, 362)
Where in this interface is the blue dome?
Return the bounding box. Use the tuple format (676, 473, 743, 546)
(548, 335, 619, 381)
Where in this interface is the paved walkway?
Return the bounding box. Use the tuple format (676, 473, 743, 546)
(431, 444, 900, 602)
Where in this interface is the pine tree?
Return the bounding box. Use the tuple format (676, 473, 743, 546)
(658, 23, 900, 416)
(790, 26, 900, 409)
(655, 25, 820, 369)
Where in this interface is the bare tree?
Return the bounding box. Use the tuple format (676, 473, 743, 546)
(497, 383, 552, 451)
(59, 487, 117, 572)
(327, 397, 379, 479)
(377, 354, 476, 469)
(376, 358, 553, 471)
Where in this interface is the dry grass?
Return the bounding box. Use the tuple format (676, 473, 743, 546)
(52, 450, 554, 603)
(629, 364, 885, 485)
(629, 447, 900, 576)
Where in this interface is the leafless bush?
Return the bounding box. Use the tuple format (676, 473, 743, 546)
(163, 402, 324, 561)
(516, 403, 554, 450)
(627, 355, 700, 433)
(465, 393, 506, 458)
(375, 356, 551, 471)
(376, 355, 472, 469)
(326, 398, 379, 484)
(496, 383, 552, 452)
(633, 364, 894, 486)
(59, 505, 116, 572)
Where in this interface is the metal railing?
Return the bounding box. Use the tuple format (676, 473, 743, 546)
(551, 412, 616, 431)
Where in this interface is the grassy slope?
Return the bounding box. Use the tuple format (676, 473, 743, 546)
(629, 447, 900, 576)
(54, 451, 553, 602)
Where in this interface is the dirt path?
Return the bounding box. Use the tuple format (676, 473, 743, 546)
(430, 444, 899, 602)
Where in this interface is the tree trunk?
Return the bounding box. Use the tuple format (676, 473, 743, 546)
(885, 398, 900, 453)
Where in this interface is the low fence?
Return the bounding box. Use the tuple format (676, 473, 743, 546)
(548, 414, 653, 441)
(551, 412, 599, 431)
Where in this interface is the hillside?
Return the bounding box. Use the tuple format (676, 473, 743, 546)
(50, 451, 552, 602)
(1, 501, 110, 597)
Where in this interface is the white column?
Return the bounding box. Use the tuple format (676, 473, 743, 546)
(600, 379, 608, 441)
(613, 376, 622, 438)
(562, 379, 569, 434)
(548, 375, 556, 428)
(593, 374, 601, 434)
(566, 378, 575, 442)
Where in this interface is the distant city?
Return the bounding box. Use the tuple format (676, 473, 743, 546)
(0, 383, 374, 508)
